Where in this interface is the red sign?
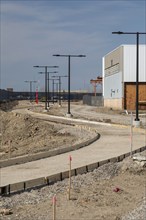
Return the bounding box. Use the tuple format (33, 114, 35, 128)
(36, 88, 38, 104)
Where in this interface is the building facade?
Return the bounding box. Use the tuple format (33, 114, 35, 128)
(102, 45, 146, 110)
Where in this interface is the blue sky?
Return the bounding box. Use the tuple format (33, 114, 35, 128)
(1, 0, 146, 92)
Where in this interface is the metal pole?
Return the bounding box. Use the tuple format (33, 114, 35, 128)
(112, 31, 146, 123)
(52, 79, 55, 104)
(130, 112, 133, 157)
(68, 56, 71, 114)
(135, 32, 139, 121)
(56, 83, 58, 97)
(47, 72, 50, 107)
(59, 76, 61, 106)
(52, 54, 85, 116)
(45, 66, 47, 110)
(30, 81, 32, 102)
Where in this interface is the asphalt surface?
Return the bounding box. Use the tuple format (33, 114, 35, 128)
(0, 106, 145, 186)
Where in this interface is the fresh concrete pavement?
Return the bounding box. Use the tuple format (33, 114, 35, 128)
(0, 108, 146, 187)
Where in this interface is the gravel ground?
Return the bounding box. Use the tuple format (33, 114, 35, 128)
(0, 154, 146, 220)
(121, 200, 146, 220)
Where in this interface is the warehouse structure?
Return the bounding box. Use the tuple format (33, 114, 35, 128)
(102, 45, 146, 110)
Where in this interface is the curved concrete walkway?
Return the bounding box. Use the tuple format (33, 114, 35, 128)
(0, 109, 145, 189)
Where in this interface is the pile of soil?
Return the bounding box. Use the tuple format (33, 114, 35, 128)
(0, 110, 77, 160)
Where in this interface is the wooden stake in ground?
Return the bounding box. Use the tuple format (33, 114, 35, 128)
(130, 112, 133, 157)
(68, 155, 72, 200)
(52, 195, 57, 220)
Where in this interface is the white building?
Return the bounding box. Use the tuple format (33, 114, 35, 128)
(102, 45, 146, 110)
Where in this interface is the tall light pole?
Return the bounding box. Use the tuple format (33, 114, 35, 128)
(50, 78, 55, 104)
(33, 66, 58, 111)
(53, 54, 86, 117)
(24, 80, 37, 102)
(112, 31, 146, 126)
(51, 75, 68, 106)
(54, 82, 59, 98)
(39, 71, 58, 107)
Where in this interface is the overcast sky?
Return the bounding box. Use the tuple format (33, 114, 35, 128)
(1, 0, 146, 92)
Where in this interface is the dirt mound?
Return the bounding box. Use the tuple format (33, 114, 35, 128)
(0, 110, 77, 159)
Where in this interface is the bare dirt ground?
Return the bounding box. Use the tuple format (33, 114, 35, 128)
(0, 102, 95, 160)
(0, 155, 146, 220)
(0, 100, 146, 219)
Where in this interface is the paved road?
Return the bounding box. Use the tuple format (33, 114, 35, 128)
(0, 108, 145, 186)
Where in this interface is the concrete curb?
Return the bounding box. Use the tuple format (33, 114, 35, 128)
(28, 109, 146, 132)
(1, 145, 145, 195)
(0, 126, 99, 168)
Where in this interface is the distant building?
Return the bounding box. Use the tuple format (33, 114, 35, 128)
(0, 89, 9, 101)
(7, 88, 13, 92)
(102, 45, 146, 110)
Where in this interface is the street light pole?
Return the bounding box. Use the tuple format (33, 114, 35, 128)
(68, 56, 71, 114)
(136, 32, 139, 123)
(50, 79, 59, 104)
(59, 76, 61, 106)
(24, 80, 37, 102)
(52, 79, 55, 104)
(55, 82, 58, 98)
(45, 66, 47, 109)
(112, 31, 146, 126)
(33, 65, 58, 111)
(51, 75, 67, 106)
(53, 54, 86, 117)
(39, 71, 58, 107)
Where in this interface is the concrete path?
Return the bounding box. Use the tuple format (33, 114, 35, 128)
(0, 111, 145, 186)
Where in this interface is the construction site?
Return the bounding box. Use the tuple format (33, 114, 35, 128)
(0, 49, 146, 220)
(0, 100, 146, 220)
(1, 1, 146, 219)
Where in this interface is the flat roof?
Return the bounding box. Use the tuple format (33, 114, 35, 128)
(104, 44, 146, 57)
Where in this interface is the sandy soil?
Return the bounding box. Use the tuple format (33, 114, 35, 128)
(0, 110, 73, 159)
(0, 109, 94, 160)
